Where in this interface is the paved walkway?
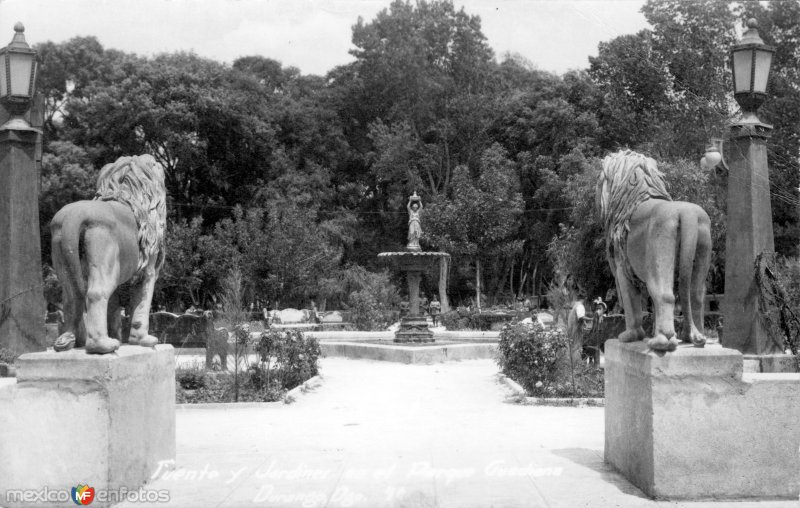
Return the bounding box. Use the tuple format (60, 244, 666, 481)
(122, 358, 797, 508)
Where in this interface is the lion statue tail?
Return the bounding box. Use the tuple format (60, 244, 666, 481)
(50, 206, 89, 347)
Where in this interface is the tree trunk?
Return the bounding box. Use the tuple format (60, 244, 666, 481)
(476, 258, 482, 312)
(508, 257, 515, 298)
(488, 257, 506, 304)
(438, 256, 450, 313)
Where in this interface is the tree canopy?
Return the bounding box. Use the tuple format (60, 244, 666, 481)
(35, 0, 800, 311)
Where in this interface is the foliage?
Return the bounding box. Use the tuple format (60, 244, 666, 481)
(497, 322, 568, 396)
(0, 348, 18, 365)
(175, 329, 320, 404)
(176, 366, 206, 390)
(547, 158, 611, 300)
(34, 0, 800, 313)
(346, 290, 393, 331)
(497, 321, 603, 397)
(440, 311, 466, 330)
(253, 329, 321, 391)
(775, 257, 800, 315)
(217, 268, 250, 402)
(757, 255, 800, 363)
(424, 144, 525, 305)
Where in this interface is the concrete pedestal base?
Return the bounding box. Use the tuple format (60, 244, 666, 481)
(394, 315, 434, 343)
(0, 345, 176, 508)
(605, 339, 800, 499)
(743, 353, 798, 373)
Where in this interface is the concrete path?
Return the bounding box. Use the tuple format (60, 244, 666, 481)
(121, 358, 797, 508)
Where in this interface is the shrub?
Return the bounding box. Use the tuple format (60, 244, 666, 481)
(440, 311, 462, 330)
(497, 322, 567, 396)
(469, 312, 516, 330)
(0, 348, 18, 364)
(176, 364, 207, 390)
(174, 328, 321, 404)
(497, 321, 604, 398)
(347, 290, 392, 331)
(254, 329, 321, 391)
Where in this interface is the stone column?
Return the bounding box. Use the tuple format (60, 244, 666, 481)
(407, 270, 421, 316)
(395, 258, 433, 343)
(0, 116, 45, 355)
(722, 122, 777, 355)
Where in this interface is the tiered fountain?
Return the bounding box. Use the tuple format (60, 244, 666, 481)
(378, 192, 449, 343)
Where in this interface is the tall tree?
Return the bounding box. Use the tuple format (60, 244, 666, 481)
(425, 144, 524, 309)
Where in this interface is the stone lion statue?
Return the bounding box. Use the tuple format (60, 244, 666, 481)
(51, 154, 167, 354)
(596, 150, 711, 351)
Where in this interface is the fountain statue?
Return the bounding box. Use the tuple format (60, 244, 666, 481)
(379, 192, 449, 342)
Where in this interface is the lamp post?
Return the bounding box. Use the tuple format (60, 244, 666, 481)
(0, 22, 45, 355)
(720, 19, 778, 355)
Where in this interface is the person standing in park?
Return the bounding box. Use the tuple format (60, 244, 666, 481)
(429, 295, 441, 327)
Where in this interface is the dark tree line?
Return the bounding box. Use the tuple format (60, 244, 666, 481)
(36, 0, 800, 311)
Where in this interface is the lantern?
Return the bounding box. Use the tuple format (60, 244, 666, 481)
(0, 22, 37, 129)
(730, 19, 774, 121)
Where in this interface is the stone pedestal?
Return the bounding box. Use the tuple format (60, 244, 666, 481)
(394, 315, 434, 343)
(743, 353, 798, 373)
(605, 339, 800, 499)
(0, 127, 46, 355)
(0, 345, 176, 508)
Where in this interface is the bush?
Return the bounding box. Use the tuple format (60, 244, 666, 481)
(175, 329, 321, 404)
(496, 321, 605, 398)
(0, 348, 18, 365)
(497, 322, 567, 396)
(346, 290, 393, 331)
(440, 311, 463, 330)
(176, 365, 206, 390)
(254, 328, 321, 390)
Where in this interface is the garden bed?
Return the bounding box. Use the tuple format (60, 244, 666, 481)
(496, 321, 604, 399)
(175, 328, 321, 403)
(498, 372, 604, 407)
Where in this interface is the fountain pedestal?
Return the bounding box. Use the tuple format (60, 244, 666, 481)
(378, 251, 449, 343)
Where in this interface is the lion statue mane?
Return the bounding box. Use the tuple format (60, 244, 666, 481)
(596, 150, 711, 351)
(51, 154, 167, 354)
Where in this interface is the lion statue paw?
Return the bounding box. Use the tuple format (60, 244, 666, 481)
(647, 335, 679, 352)
(53, 332, 76, 352)
(86, 337, 121, 355)
(618, 328, 645, 343)
(129, 335, 159, 348)
(688, 331, 707, 348)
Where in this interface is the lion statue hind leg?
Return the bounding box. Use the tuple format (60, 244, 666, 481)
(613, 264, 646, 343)
(127, 259, 161, 349)
(676, 207, 712, 348)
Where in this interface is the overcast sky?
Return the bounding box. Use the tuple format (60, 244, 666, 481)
(0, 0, 649, 76)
